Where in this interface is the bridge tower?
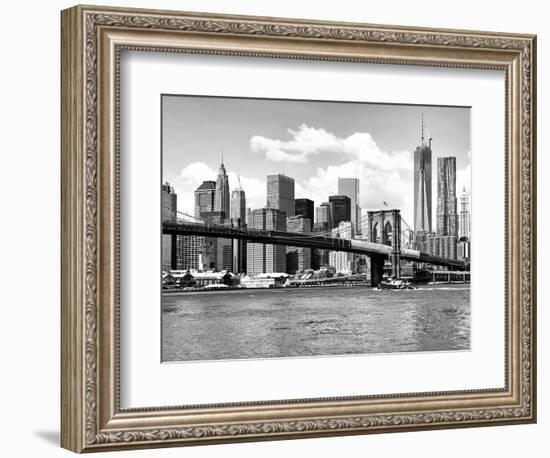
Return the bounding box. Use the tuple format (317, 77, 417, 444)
(367, 209, 401, 285)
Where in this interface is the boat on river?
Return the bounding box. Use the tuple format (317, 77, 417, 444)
(376, 278, 416, 290)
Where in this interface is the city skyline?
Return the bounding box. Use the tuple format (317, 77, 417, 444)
(162, 95, 471, 226)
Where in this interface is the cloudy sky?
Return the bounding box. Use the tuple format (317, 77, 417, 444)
(162, 95, 471, 226)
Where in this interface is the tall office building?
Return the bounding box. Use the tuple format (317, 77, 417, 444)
(414, 121, 433, 235)
(230, 188, 247, 226)
(176, 236, 204, 270)
(214, 160, 230, 217)
(161, 183, 177, 270)
(459, 186, 471, 240)
(329, 195, 351, 228)
(247, 208, 286, 275)
(194, 180, 218, 270)
(436, 156, 458, 237)
(315, 202, 331, 230)
(286, 215, 312, 274)
(338, 178, 361, 235)
(295, 198, 314, 232)
(194, 180, 216, 218)
(418, 233, 458, 260)
(266, 174, 295, 217)
(329, 221, 356, 274)
(230, 188, 247, 273)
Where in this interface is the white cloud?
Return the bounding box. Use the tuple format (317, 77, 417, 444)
(250, 124, 342, 163)
(253, 124, 416, 223)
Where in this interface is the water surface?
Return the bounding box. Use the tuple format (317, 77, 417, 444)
(161, 285, 470, 362)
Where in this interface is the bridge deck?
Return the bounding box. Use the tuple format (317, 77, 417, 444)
(162, 221, 467, 269)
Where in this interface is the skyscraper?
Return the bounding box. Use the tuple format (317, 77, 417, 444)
(315, 202, 331, 231)
(295, 198, 314, 231)
(436, 156, 458, 237)
(194, 180, 216, 218)
(413, 121, 432, 235)
(230, 188, 247, 273)
(266, 174, 295, 217)
(214, 160, 230, 218)
(329, 221, 356, 274)
(459, 186, 471, 240)
(246, 208, 286, 275)
(286, 215, 312, 274)
(338, 178, 361, 235)
(230, 188, 246, 227)
(329, 195, 351, 228)
(161, 183, 177, 270)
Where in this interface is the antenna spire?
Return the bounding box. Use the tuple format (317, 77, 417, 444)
(221, 150, 224, 165)
(422, 112, 425, 146)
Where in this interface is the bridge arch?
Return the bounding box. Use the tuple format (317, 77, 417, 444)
(372, 222, 380, 244)
(367, 209, 402, 280)
(384, 220, 393, 246)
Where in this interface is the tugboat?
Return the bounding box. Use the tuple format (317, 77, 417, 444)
(377, 278, 416, 290)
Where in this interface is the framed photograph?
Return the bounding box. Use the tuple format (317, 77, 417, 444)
(61, 4, 537, 453)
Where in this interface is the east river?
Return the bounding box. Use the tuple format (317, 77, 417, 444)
(161, 285, 470, 362)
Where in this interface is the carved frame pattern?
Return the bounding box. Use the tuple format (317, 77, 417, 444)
(61, 5, 536, 453)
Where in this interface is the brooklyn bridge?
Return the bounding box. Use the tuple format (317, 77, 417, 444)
(163, 208, 468, 286)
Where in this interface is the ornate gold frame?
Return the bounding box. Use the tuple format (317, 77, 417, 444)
(61, 4, 537, 453)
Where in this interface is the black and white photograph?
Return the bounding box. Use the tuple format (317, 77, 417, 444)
(160, 95, 471, 362)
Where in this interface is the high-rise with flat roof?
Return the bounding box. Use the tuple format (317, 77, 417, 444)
(247, 208, 287, 275)
(230, 188, 247, 273)
(329, 221, 356, 273)
(266, 174, 295, 217)
(315, 202, 331, 230)
(194, 180, 216, 218)
(231, 188, 246, 227)
(286, 215, 312, 274)
(294, 198, 314, 231)
(329, 195, 351, 228)
(338, 178, 361, 235)
(436, 156, 458, 237)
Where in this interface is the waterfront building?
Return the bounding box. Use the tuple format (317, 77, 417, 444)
(329, 195, 351, 228)
(161, 182, 177, 270)
(240, 273, 289, 289)
(338, 177, 361, 235)
(266, 174, 295, 217)
(459, 186, 471, 240)
(329, 221, 356, 274)
(436, 156, 458, 237)
(214, 160, 230, 217)
(414, 121, 433, 235)
(246, 208, 287, 275)
(246, 207, 252, 225)
(315, 202, 331, 230)
(194, 180, 216, 218)
(295, 198, 314, 231)
(286, 215, 312, 274)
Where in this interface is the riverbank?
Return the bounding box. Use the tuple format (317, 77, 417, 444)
(162, 281, 470, 296)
